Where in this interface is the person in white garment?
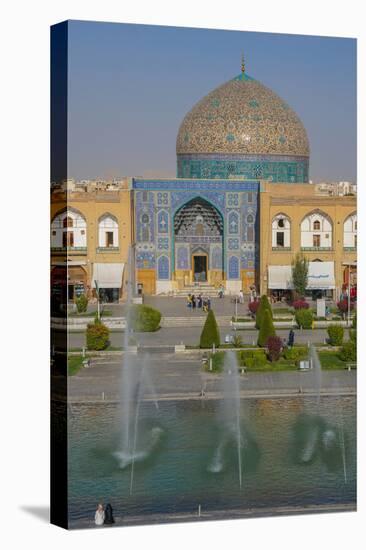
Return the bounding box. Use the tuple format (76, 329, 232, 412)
(95, 503, 105, 526)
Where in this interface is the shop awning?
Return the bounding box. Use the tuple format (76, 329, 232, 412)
(92, 263, 124, 289)
(307, 261, 335, 289)
(268, 266, 293, 289)
(268, 262, 335, 290)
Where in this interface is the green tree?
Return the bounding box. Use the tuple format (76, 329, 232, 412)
(255, 295, 273, 329)
(257, 309, 276, 347)
(295, 308, 313, 329)
(291, 253, 309, 296)
(200, 309, 220, 348)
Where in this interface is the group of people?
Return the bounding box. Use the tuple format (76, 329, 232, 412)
(95, 503, 115, 526)
(187, 293, 211, 312)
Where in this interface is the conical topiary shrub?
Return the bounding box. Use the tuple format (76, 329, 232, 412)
(257, 308, 276, 347)
(255, 295, 273, 329)
(200, 309, 220, 349)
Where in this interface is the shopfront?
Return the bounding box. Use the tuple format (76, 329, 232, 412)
(92, 263, 125, 303)
(268, 262, 335, 300)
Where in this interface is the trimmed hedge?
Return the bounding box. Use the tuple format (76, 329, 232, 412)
(295, 308, 313, 329)
(200, 309, 220, 348)
(339, 340, 356, 362)
(86, 321, 110, 350)
(327, 325, 344, 346)
(239, 349, 267, 369)
(255, 295, 273, 329)
(129, 304, 161, 332)
(257, 309, 276, 347)
(283, 346, 308, 361)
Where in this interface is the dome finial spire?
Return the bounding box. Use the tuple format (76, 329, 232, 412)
(241, 52, 245, 74)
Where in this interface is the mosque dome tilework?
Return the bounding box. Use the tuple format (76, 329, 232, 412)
(176, 73, 310, 183)
(177, 73, 309, 156)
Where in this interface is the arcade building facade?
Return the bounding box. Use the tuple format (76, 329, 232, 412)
(51, 62, 357, 302)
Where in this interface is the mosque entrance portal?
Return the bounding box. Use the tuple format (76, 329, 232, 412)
(193, 255, 207, 282)
(174, 197, 223, 285)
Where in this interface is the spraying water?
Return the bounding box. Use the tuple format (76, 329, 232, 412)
(293, 345, 323, 464)
(113, 248, 162, 493)
(208, 351, 243, 489)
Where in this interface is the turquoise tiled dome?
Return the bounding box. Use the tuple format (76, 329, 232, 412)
(176, 72, 309, 157)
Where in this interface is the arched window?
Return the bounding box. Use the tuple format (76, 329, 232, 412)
(98, 214, 119, 248)
(272, 214, 291, 249)
(247, 226, 254, 242)
(228, 256, 239, 279)
(211, 246, 222, 269)
(51, 209, 87, 249)
(343, 213, 357, 249)
(63, 216, 73, 228)
(300, 211, 332, 249)
(195, 215, 204, 236)
(158, 255, 169, 280)
(228, 211, 239, 234)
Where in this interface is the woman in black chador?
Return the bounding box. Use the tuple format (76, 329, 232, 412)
(104, 503, 115, 525)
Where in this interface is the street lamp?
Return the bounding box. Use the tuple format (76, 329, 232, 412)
(94, 279, 100, 320)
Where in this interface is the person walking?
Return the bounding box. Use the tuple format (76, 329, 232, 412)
(288, 329, 295, 348)
(192, 294, 196, 310)
(104, 503, 115, 525)
(95, 503, 105, 526)
(187, 294, 192, 308)
(239, 289, 244, 304)
(198, 294, 202, 308)
(207, 297, 211, 311)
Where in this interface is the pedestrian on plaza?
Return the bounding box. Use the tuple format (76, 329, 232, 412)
(187, 294, 192, 308)
(95, 503, 105, 526)
(218, 284, 224, 299)
(288, 329, 295, 348)
(198, 294, 203, 308)
(104, 503, 115, 525)
(207, 297, 211, 311)
(203, 297, 208, 312)
(192, 294, 196, 310)
(239, 289, 244, 304)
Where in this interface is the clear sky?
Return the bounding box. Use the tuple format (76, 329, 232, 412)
(67, 20, 357, 182)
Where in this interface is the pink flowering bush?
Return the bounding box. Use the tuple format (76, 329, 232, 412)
(337, 300, 354, 314)
(266, 336, 283, 362)
(292, 299, 309, 310)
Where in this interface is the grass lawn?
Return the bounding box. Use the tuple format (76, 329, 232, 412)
(69, 310, 113, 317)
(318, 350, 351, 370)
(68, 355, 84, 376)
(204, 348, 352, 373)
